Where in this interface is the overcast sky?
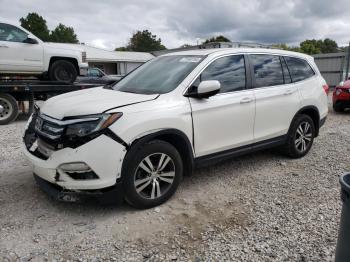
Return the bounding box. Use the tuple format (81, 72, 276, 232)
(1, 0, 350, 50)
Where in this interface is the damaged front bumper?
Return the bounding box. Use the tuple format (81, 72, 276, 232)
(34, 173, 124, 204)
(23, 111, 127, 203)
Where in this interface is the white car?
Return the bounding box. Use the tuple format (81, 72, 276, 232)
(0, 22, 88, 83)
(23, 48, 328, 208)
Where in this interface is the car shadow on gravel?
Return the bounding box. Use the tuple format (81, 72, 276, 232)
(31, 148, 284, 213)
(14, 114, 31, 123)
(190, 147, 287, 179)
(5, 147, 283, 222)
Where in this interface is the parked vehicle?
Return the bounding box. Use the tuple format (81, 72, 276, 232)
(0, 22, 88, 83)
(76, 68, 122, 84)
(23, 48, 328, 208)
(333, 79, 350, 112)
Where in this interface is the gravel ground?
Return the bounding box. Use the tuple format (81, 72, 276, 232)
(0, 96, 349, 261)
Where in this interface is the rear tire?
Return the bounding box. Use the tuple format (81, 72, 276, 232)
(333, 104, 344, 113)
(123, 140, 183, 209)
(49, 60, 77, 83)
(283, 114, 315, 158)
(0, 93, 19, 125)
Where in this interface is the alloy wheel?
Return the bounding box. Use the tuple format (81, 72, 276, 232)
(134, 153, 175, 199)
(295, 121, 313, 152)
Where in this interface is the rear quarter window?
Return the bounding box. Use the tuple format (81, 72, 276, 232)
(284, 57, 315, 82)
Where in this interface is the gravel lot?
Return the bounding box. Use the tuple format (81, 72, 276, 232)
(0, 96, 349, 261)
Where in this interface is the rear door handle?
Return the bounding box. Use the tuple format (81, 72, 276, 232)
(240, 97, 253, 104)
(283, 89, 294, 95)
(0, 44, 9, 48)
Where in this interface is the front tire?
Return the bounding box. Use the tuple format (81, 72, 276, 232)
(49, 60, 77, 83)
(123, 140, 183, 209)
(283, 114, 315, 158)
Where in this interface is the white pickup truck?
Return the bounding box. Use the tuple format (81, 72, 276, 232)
(0, 22, 88, 83)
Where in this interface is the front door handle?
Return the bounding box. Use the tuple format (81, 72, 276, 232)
(240, 97, 253, 104)
(0, 44, 9, 48)
(283, 89, 294, 95)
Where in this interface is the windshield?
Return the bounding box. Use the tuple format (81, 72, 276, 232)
(113, 55, 203, 94)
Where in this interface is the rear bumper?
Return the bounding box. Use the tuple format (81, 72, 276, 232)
(333, 90, 350, 105)
(34, 173, 124, 204)
(334, 100, 350, 108)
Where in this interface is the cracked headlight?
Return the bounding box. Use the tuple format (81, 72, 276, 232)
(65, 113, 122, 137)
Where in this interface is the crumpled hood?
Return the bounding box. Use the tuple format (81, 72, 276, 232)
(40, 87, 158, 119)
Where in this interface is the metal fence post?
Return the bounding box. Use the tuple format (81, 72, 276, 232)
(345, 41, 350, 81)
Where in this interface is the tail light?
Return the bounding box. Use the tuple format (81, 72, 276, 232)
(323, 84, 329, 95)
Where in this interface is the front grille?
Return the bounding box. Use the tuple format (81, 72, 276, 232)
(35, 115, 64, 141)
(31, 113, 104, 150)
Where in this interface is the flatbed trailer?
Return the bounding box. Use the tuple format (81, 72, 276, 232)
(0, 80, 101, 125)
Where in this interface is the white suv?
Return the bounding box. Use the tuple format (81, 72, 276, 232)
(23, 48, 328, 208)
(0, 22, 88, 83)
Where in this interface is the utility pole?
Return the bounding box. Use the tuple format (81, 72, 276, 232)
(346, 41, 350, 81)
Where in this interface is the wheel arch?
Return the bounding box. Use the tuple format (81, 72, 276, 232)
(292, 106, 320, 137)
(127, 129, 195, 176)
(49, 56, 79, 74)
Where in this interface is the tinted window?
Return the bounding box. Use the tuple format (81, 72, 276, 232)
(200, 55, 246, 93)
(281, 57, 292, 84)
(284, 57, 315, 82)
(114, 55, 202, 94)
(251, 54, 284, 87)
(0, 23, 28, 42)
(89, 69, 102, 77)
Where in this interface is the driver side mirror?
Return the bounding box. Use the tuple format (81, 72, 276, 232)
(185, 80, 221, 99)
(23, 37, 38, 44)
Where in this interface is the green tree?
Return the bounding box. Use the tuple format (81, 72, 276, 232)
(320, 38, 338, 53)
(119, 30, 166, 52)
(19, 12, 50, 41)
(298, 39, 338, 55)
(203, 35, 231, 44)
(299, 39, 322, 55)
(115, 46, 129, 51)
(49, 23, 78, 43)
(272, 43, 301, 53)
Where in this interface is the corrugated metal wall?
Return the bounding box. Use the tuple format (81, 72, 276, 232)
(313, 53, 346, 87)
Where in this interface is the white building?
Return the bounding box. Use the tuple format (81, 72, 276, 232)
(61, 44, 154, 75)
(83, 45, 154, 75)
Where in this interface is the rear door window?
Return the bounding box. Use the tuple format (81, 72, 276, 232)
(250, 54, 284, 88)
(284, 57, 315, 82)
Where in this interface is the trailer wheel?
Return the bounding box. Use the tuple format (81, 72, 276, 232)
(0, 93, 19, 125)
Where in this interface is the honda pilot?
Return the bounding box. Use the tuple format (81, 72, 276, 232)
(23, 48, 328, 208)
